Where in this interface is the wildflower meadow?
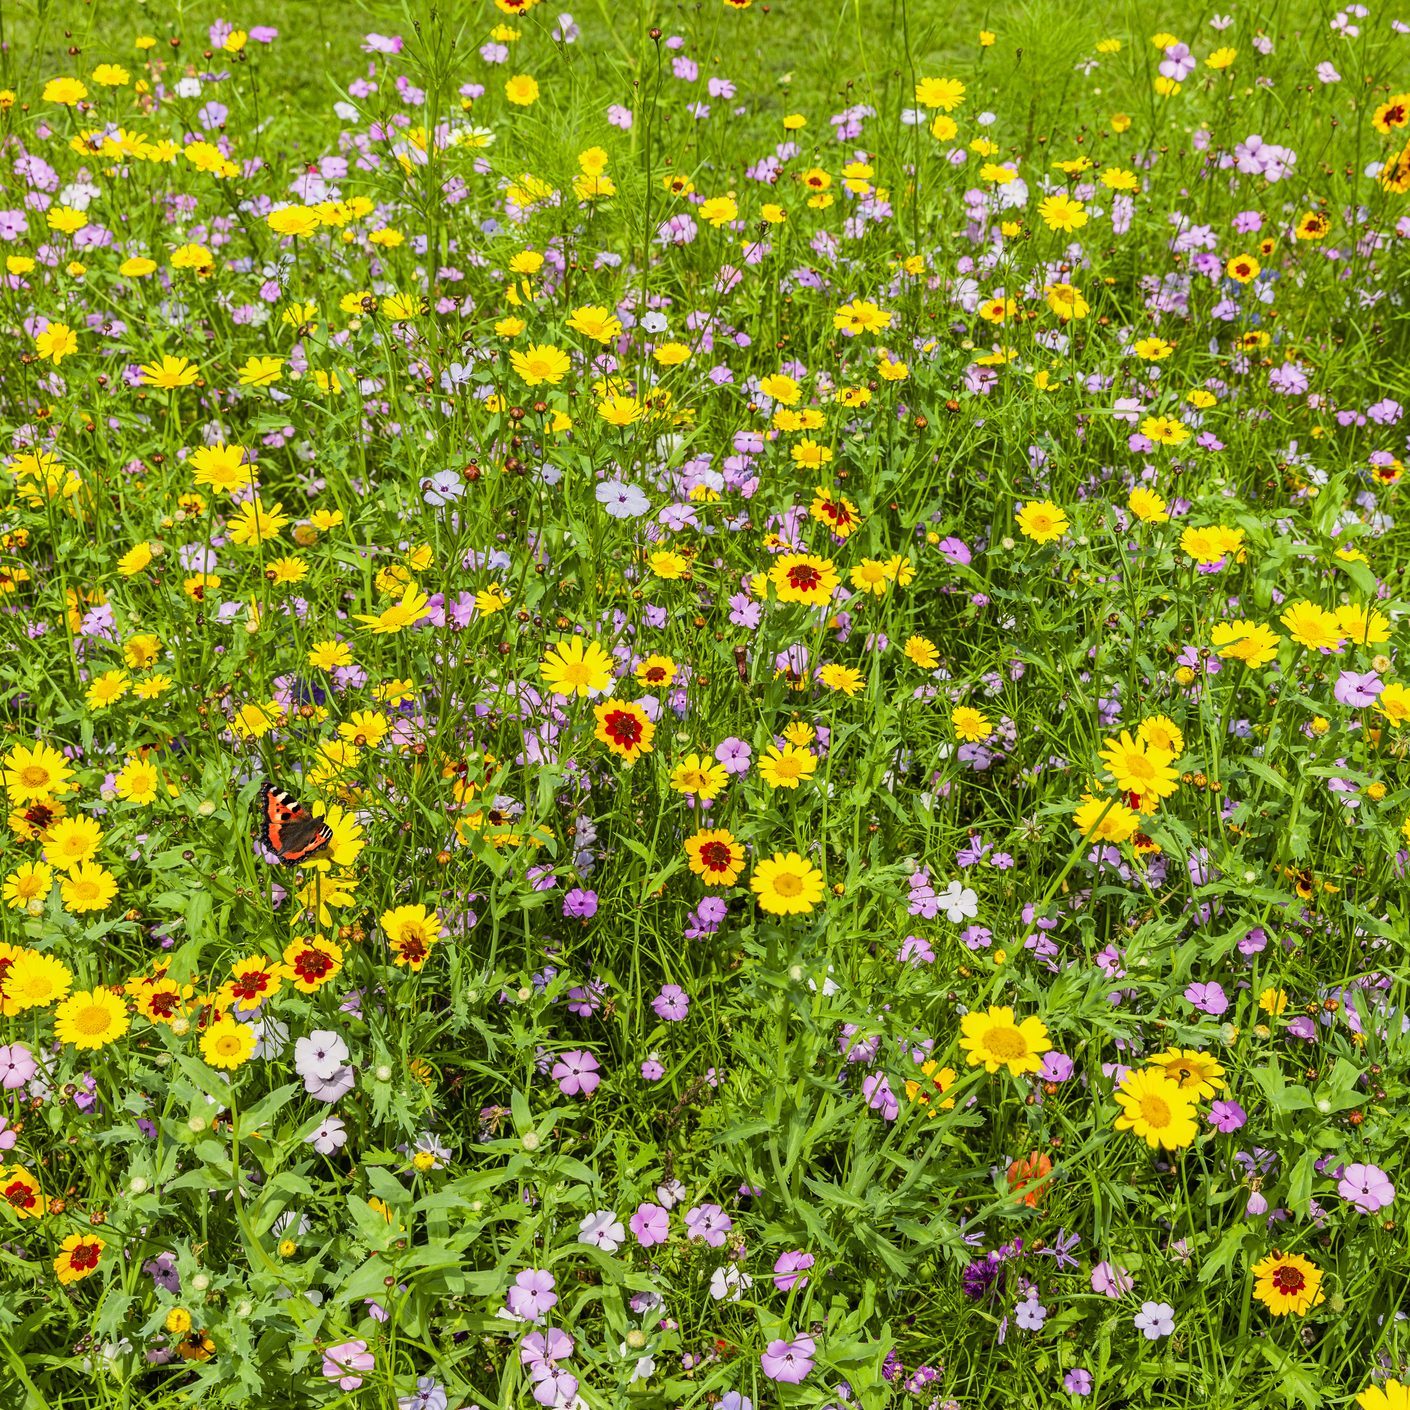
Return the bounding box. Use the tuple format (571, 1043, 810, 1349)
(2, 0, 1410, 1405)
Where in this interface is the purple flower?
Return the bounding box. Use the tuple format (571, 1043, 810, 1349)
(551, 1051, 600, 1097)
(760, 1335, 815, 1384)
(907, 869, 941, 919)
(1042, 1228, 1082, 1270)
(399, 1375, 449, 1410)
(596, 479, 649, 518)
(684, 1202, 731, 1247)
(306, 1065, 356, 1103)
(0, 1043, 36, 1089)
(1065, 1368, 1093, 1395)
(630, 1202, 669, 1247)
(1015, 1292, 1047, 1330)
(1133, 1302, 1174, 1339)
(862, 1071, 899, 1121)
(1339, 1162, 1394, 1213)
(321, 1340, 374, 1392)
(898, 934, 934, 965)
(578, 1209, 626, 1251)
(144, 1252, 180, 1293)
(651, 984, 690, 1021)
(505, 1269, 558, 1324)
(295, 1030, 348, 1079)
(1160, 42, 1196, 79)
(957, 833, 991, 868)
(772, 1250, 814, 1291)
(963, 1248, 1012, 1301)
(1208, 1100, 1247, 1133)
(1090, 1260, 1132, 1298)
(562, 888, 598, 920)
(715, 737, 752, 774)
(422, 469, 465, 507)
(1269, 362, 1309, 396)
(688, 896, 733, 941)
(530, 1365, 578, 1406)
(1334, 671, 1382, 708)
(520, 1328, 574, 1370)
(1184, 981, 1229, 1016)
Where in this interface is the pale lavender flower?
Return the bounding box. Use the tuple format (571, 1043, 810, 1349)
(1133, 1302, 1174, 1339)
(1339, 1162, 1394, 1213)
(505, 1269, 558, 1324)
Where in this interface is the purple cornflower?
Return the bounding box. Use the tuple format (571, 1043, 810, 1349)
(962, 1250, 1008, 1301)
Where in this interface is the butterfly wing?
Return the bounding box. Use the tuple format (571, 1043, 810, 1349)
(258, 782, 333, 865)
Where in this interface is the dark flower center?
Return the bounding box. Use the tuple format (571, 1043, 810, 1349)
(603, 710, 642, 746)
(701, 842, 733, 871)
(70, 1242, 101, 1271)
(294, 950, 333, 982)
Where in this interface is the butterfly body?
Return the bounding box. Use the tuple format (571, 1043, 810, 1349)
(257, 782, 333, 864)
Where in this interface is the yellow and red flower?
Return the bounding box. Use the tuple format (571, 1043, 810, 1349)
(684, 828, 746, 886)
(1252, 1252, 1325, 1317)
(593, 700, 655, 762)
(280, 936, 344, 993)
(54, 1232, 105, 1285)
(0, 1164, 47, 1219)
